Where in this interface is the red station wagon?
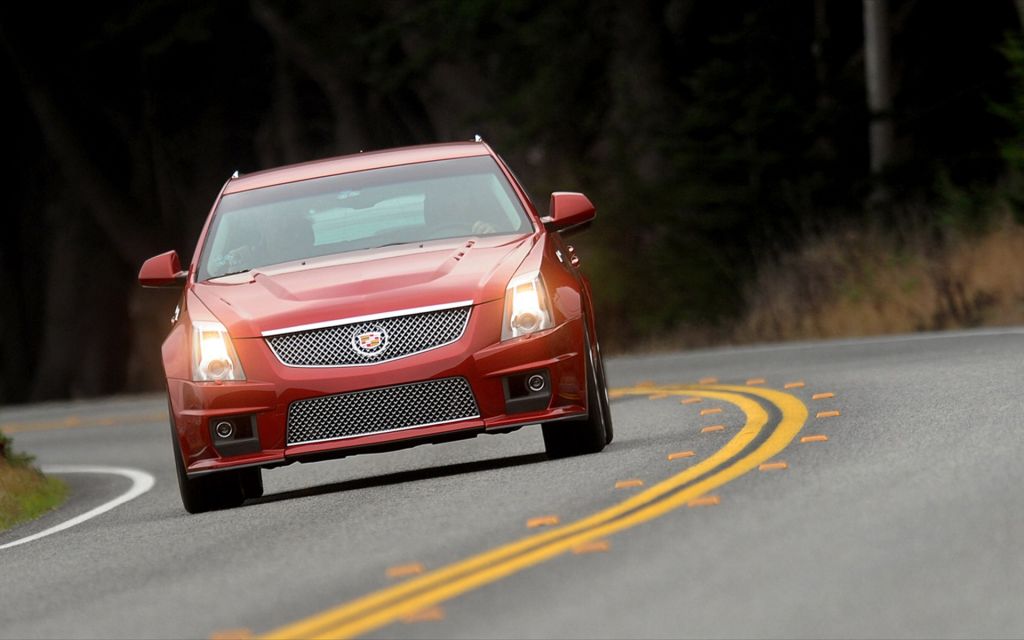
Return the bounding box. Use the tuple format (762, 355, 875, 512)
(140, 140, 613, 513)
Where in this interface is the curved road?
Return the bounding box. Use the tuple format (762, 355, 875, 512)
(2, 329, 1023, 639)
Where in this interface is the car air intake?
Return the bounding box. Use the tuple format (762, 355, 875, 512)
(265, 305, 471, 367)
(286, 377, 480, 445)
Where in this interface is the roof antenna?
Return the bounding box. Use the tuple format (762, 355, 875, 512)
(231, 170, 239, 179)
(473, 134, 483, 143)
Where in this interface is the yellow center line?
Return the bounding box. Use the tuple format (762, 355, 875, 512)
(262, 387, 772, 639)
(288, 380, 806, 634)
(265, 385, 807, 639)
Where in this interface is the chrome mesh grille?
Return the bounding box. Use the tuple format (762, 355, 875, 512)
(266, 306, 471, 367)
(287, 377, 480, 445)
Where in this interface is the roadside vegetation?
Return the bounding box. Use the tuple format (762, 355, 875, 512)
(736, 214, 1024, 342)
(733, 33, 1024, 344)
(629, 32, 1024, 350)
(0, 433, 66, 532)
(627, 212, 1024, 351)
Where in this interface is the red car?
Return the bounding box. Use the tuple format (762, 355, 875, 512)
(139, 140, 613, 513)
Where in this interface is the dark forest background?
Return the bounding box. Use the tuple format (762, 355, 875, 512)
(2, 1, 1023, 404)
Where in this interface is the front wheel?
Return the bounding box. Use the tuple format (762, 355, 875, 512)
(593, 335, 614, 444)
(542, 324, 609, 458)
(169, 403, 246, 514)
(240, 468, 264, 500)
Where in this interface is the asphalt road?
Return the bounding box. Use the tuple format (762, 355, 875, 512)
(2, 329, 1023, 639)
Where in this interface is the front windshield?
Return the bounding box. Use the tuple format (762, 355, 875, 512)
(198, 155, 532, 281)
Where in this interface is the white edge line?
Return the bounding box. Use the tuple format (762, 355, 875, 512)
(0, 465, 155, 551)
(610, 326, 1024, 364)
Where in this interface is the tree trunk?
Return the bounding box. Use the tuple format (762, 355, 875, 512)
(250, 1, 367, 153)
(811, 0, 836, 161)
(30, 203, 131, 400)
(0, 31, 155, 267)
(863, 0, 895, 183)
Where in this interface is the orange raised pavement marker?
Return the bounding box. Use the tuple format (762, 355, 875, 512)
(526, 515, 560, 528)
(386, 563, 425, 579)
(401, 607, 445, 623)
(614, 479, 644, 489)
(667, 451, 695, 461)
(572, 540, 611, 555)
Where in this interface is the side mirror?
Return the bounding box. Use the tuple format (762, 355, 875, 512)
(139, 250, 187, 288)
(542, 192, 595, 235)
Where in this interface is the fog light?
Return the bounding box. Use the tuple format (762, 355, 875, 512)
(527, 374, 546, 392)
(214, 420, 234, 439)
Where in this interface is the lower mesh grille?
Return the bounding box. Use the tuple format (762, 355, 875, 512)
(286, 377, 480, 445)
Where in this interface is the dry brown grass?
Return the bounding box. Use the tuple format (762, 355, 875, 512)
(736, 217, 1024, 342)
(0, 458, 67, 531)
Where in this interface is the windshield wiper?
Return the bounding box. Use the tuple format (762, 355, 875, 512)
(213, 268, 252, 278)
(369, 241, 419, 250)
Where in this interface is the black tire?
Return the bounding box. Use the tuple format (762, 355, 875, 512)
(542, 325, 608, 458)
(169, 404, 246, 514)
(593, 336, 614, 444)
(240, 468, 264, 500)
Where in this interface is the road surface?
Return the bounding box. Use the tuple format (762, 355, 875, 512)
(1, 329, 1022, 639)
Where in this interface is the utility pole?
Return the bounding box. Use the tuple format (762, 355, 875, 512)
(863, 0, 894, 201)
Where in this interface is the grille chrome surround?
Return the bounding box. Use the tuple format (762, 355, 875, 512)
(264, 302, 471, 367)
(286, 377, 480, 445)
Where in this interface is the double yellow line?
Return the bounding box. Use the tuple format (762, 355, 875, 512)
(262, 384, 808, 639)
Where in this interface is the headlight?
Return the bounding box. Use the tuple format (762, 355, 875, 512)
(502, 271, 554, 340)
(191, 321, 246, 381)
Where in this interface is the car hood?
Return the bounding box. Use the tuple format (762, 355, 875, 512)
(191, 234, 534, 338)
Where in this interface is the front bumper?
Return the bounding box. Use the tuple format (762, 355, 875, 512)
(167, 299, 587, 475)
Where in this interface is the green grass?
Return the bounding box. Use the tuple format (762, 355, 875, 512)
(0, 459, 68, 532)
